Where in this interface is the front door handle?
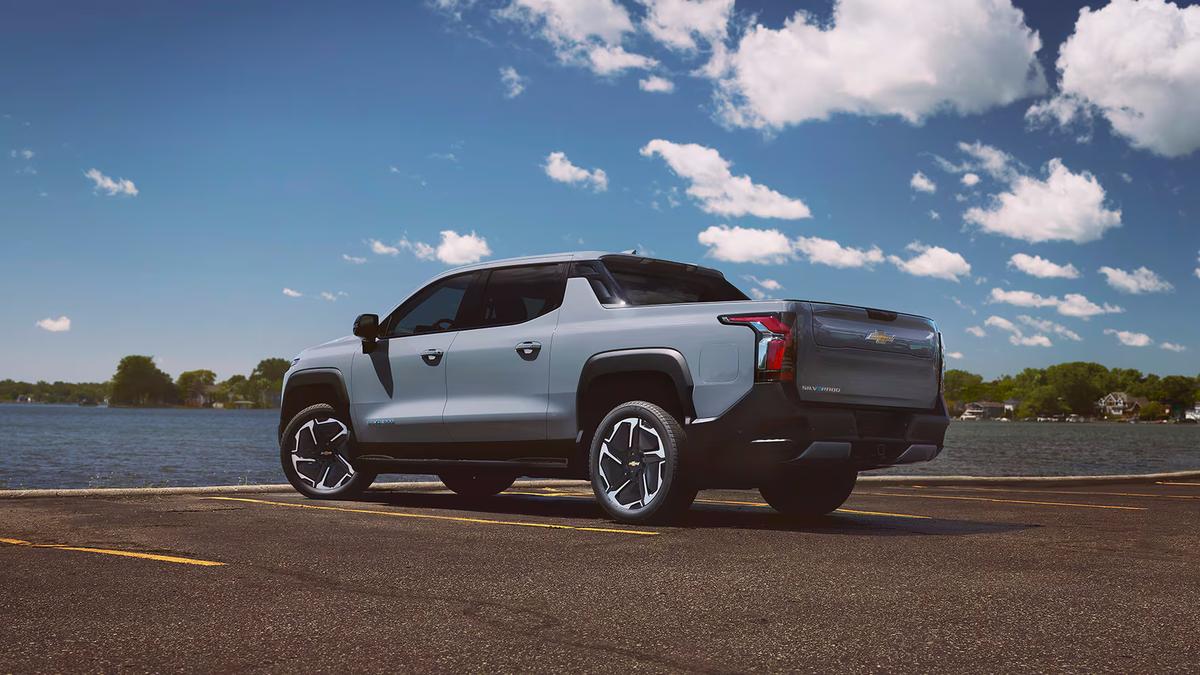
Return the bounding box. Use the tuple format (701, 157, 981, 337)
(515, 341, 542, 360)
(419, 348, 444, 366)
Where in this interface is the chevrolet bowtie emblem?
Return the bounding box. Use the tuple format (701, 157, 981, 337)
(865, 330, 896, 345)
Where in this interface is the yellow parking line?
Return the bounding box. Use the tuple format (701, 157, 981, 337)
(908, 485, 1200, 501)
(208, 496, 658, 536)
(0, 536, 225, 567)
(858, 491, 1145, 511)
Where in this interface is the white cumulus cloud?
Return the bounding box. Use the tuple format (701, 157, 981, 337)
(946, 351, 964, 360)
(638, 75, 675, 93)
(887, 242, 971, 282)
(1008, 253, 1080, 279)
(961, 173, 981, 187)
(641, 139, 810, 219)
(697, 225, 793, 264)
(966, 325, 987, 338)
(1098, 266, 1173, 294)
(282, 288, 303, 298)
(342, 254, 367, 264)
(1017, 315, 1082, 342)
(500, 66, 527, 98)
(85, 168, 138, 196)
(431, 230, 492, 265)
(910, 171, 936, 194)
(1030, 0, 1200, 157)
(794, 236, 884, 269)
(369, 239, 401, 256)
(964, 158, 1120, 243)
(544, 151, 608, 191)
(988, 287, 1123, 319)
(500, 0, 657, 75)
(985, 315, 1052, 347)
(709, 0, 1045, 130)
(1104, 328, 1152, 347)
(35, 315, 71, 332)
(640, 0, 733, 52)
(1160, 342, 1187, 353)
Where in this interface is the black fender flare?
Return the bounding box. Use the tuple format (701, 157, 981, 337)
(575, 348, 696, 425)
(279, 368, 350, 437)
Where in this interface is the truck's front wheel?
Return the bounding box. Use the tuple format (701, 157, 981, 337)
(759, 468, 857, 517)
(280, 403, 375, 499)
(589, 400, 696, 524)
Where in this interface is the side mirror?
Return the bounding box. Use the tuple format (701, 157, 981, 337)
(353, 314, 380, 353)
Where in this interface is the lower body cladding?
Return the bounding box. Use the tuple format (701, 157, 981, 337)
(685, 383, 949, 487)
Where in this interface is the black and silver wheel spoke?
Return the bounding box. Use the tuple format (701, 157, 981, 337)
(596, 416, 666, 512)
(291, 418, 356, 493)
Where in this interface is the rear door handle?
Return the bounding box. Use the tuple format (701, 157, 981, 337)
(515, 341, 542, 360)
(419, 348, 444, 366)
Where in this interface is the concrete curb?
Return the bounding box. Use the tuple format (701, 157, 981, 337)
(1, 470, 1197, 499)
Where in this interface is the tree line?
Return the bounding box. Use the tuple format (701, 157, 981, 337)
(0, 356, 291, 408)
(944, 362, 1199, 420)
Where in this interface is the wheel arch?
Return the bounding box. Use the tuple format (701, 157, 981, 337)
(279, 368, 350, 439)
(575, 349, 695, 459)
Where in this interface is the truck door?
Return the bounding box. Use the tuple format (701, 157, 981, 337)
(441, 263, 566, 452)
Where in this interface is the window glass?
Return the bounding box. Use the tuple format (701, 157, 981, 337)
(601, 256, 748, 305)
(476, 264, 565, 327)
(385, 272, 477, 337)
(569, 261, 621, 304)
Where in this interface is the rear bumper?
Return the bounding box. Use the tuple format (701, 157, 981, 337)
(685, 383, 949, 486)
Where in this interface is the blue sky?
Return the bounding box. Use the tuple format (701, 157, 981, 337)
(2, 0, 1197, 382)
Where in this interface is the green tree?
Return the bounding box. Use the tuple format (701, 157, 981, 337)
(1044, 362, 1109, 415)
(176, 369, 217, 406)
(1138, 401, 1167, 421)
(251, 358, 290, 382)
(109, 355, 177, 406)
(943, 369, 986, 411)
(1017, 385, 1067, 419)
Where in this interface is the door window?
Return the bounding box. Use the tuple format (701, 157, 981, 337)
(384, 272, 479, 337)
(474, 264, 566, 328)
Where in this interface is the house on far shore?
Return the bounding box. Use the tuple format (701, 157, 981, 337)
(1185, 404, 1200, 422)
(961, 401, 1006, 420)
(185, 384, 220, 408)
(1097, 392, 1148, 418)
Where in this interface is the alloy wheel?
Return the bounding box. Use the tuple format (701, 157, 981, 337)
(595, 416, 667, 512)
(290, 417, 357, 493)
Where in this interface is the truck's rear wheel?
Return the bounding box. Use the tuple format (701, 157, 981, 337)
(759, 468, 857, 517)
(439, 472, 516, 498)
(280, 403, 375, 499)
(589, 400, 696, 524)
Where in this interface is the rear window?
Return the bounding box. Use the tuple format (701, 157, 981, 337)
(600, 255, 748, 306)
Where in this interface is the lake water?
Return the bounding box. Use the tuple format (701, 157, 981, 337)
(1, 404, 1198, 489)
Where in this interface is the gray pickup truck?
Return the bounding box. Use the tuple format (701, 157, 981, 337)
(280, 252, 948, 523)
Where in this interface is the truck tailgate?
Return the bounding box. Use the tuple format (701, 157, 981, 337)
(795, 302, 941, 410)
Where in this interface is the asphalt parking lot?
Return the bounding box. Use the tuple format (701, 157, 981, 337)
(2, 479, 1198, 673)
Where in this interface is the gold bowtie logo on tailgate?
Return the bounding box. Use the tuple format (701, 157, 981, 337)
(865, 330, 896, 345)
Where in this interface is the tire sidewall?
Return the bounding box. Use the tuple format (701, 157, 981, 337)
(279, 403, 372, 499)
(589, 400, 689, 524)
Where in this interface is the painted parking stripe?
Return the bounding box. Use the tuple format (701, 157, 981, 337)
(0, 536, 225, 567)
(508, 490, 931, 520)
(208, 496, 659, 536)
(857, 491, 1146, 511)
(907, 485, 1200, 501)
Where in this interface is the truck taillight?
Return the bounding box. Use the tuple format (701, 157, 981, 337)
(719, 313, 796, 382)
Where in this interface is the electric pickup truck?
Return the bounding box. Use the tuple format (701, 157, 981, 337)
(279, 252, 949, 523)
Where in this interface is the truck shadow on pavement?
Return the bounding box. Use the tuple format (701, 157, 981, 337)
(353, 489, 1030, 538)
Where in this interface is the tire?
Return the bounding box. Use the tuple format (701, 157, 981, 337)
(759, 468, 858, 517)
(589, 400, 696, 524)
(439, 472, 517, 498)
(280, 403, 375, 499)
